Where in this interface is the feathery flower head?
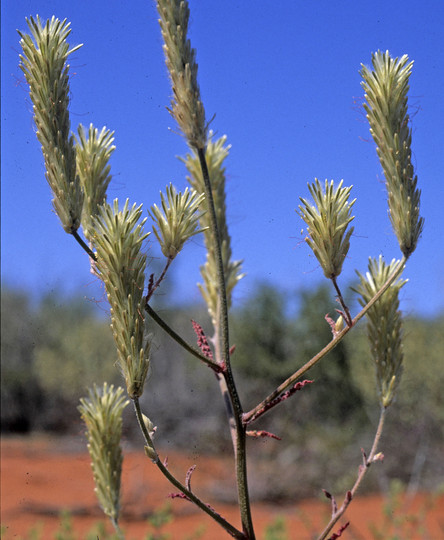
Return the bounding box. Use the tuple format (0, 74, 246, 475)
(18, 16, 84, 233)
(180, 134, 244, 324)
(354, 256, 407, 408)
(361, 51, 423, 258)
(298, 179, 355, 279)
(78, 383, 129, 523)
(75, 124, 115, 239)
(157, 0, 207, 148)
(92, 199, 151, 398)
(149, 184, 207, 259)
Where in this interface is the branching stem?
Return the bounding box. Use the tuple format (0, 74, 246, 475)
(133, 398, 244, 539)
(317, 406, 387, 540)
(243, 257, 406, 424)
(146, 256, 173, 302)
(196, 147, 232, 370)
(331, 276, 352, 327)
(196, 147, 254, 539)
(72, 229, 97, 261)
(145, 303, 221, 370)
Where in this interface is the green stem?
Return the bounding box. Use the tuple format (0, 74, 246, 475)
(331, 276, 352, 327)
(132, 398, 244, 539)
(196, 148, 231, 369)
(244, 257, 406, 424)
(196, 147, 254, 539)
(317, 406, 387, 540)
(110, 517, 125, 540)
(145, 303, 221, 370)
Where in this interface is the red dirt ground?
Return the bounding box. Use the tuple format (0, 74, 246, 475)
(1, 436, 443, 539)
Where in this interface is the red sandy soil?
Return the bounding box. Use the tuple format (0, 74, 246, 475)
(1, 435, 443, 540)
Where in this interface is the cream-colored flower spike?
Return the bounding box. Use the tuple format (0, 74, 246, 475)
(78, 383, 129, 527)
(18, 16, 84, 234)
(149, 184, 207, 259)
(157, 0, 207, 149)
(361, 51, 423, 258)
(181, 135, 244, 325)
(298, 179, 355, 279)
(354, 256, 407, 408)
(92, 199, 151, 398)
(75, 124, 115, 240)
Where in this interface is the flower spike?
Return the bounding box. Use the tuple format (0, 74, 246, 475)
(361, 51, 423, 258)
(354, 256, 407, 408)
(78, 383, 129, 526)
(91, 199, 151, 398)
(180, 134, 244, 325)
(149, 184, 207, 259)
(18, 16, 84, 233)
(298, 179, 355, 279)
(75, 123, 116, 239)
(157, 0, 207, 148)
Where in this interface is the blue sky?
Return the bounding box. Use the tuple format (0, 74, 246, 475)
(2, 0, 444, 317)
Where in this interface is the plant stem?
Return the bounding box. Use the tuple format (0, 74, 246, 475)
(196, 147, 255, 539)
(243, 257, 406, 424)
(111, 517, 125, 540)
(145, 303, 221, 370)
(316, 406, 387, 540)
(215, 371, 238, 450)
(331, 276, 352, 327)
(132, 398, 245, 539)
(196, 148, 232, 370)
(72, 229, 97, 260)
(146, 256, 173, 302)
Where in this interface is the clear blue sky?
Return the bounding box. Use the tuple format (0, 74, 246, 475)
(2, 0, 444, 317)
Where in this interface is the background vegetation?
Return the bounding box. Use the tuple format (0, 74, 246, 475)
(2, 282, 443, 501)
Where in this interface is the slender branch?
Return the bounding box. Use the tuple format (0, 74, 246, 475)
(146, 256, 173, 302)
(145, 303, 221, 371)
(196, 147, 232, 369)
(317, 407, 387, 540)
(210, 323, 237, 451)
(243, 257, 406, 424)
(132, 398, 245, 539)
(215, 371, 238, 451)
(110, 517, 125, 540)
(245, 380, 314, 425)
(196, 147, 254, 539)
(72, 229, 97, 261)
(331, 276, 352, 327)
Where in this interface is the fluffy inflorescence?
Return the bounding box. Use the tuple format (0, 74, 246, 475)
(361, 51, 423, 258)
(298, 179, 355, 279)
(75, 124, 115, 239)
(354, 256, 407, 408)
(157, 0, 207, 149)
(91, 199, 151, 398)
(149, 183, 207, 259)
(181, 135, 244, 325)
(78, 383, 129, 523)
(19, 16, 84, 233)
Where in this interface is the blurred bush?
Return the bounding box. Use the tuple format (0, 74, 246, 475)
(1, 287, 42, 432)
(346, 313, 444, 494)
(2, 282, 443, 499)
(231, 283, 364, 422)
(1, 286, 120, 432)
